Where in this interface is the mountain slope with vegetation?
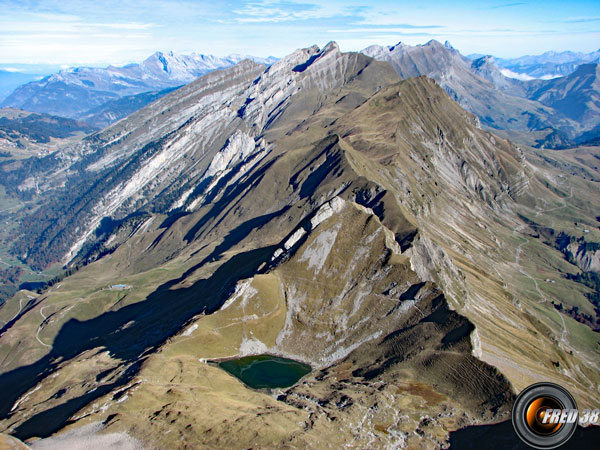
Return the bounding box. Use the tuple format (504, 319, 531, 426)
(0, 44, 598, 448)
(363, 40, 600, 149)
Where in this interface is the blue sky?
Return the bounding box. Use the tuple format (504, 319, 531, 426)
(0, 0, 599, 66)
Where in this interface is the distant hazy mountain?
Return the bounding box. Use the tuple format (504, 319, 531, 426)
(468, 49, 600, 79)
(527, 64, 600, 124)
(361, 40, 568, 140)
(0, 70, 43, 103)
(0, 108, 96, 148)
(79, 86, 181, 129)
(468, 54, 600, 146)
(363, 41, 600, 148)
(0, 51, 277, 123)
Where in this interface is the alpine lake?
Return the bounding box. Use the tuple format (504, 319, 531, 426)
(217, 354, 312, 389)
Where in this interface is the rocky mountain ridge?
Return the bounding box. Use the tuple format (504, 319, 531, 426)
(3, 41, 599, 150)
(362, 40, 600, 148)
(0, 42, 598, 449)
(0, 51, 277, 125)
(495, 48, 600, 79)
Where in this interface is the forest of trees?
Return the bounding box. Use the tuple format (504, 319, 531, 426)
(0, 112, 95, 143)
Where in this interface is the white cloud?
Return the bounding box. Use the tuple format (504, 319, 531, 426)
(327, 28, 439, 33)
(0, 0, 599, 64)
(30, 12, 82, 22)
(0, 9, 158, 65)
(233, 0, 350, 23)
(89, 23, 155, 30)
(0, 19, 155, 34)
(499, 69, 535, 80)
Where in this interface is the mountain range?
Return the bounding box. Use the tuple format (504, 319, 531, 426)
(0, 42, 598, 448)
(0, 70, 44, 104)
(362, 40, 600, 148)
(493, 49, 600, 79)
(0, 51, 277, 127)
(4, 42, 599, 150)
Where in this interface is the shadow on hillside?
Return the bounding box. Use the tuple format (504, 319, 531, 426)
(448, 420, 600, 449)
(183, 156, 281, 244)
(0, 244, 276, 441)
(194, 206, 290, 268)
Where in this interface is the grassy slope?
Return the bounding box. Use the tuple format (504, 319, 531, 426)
(0, 73, 598, 448)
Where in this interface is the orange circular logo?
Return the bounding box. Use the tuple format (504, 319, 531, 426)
(512, 382, 578, 449)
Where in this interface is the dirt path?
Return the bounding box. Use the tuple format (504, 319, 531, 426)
(514, 224, 548, 304)
(511, 186, 575, 345)
(36, 299, 81, 349)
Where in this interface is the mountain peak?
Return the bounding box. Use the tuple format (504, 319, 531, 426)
(424, 39, 445, 49)
(3, 39, 600, 450)
(471, 55, 496, 68)
(1, 50, 273, 120)
(322, 41, 340, 54)
(389, 41, 408, 52)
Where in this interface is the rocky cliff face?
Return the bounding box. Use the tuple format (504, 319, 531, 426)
(4, 43, 400, 270)
(470, 55, 527, 95)
(361, 40, 600, 148)
(0, 51, 276, 121)
(568, 242, 600, 273)
(0, 44, 598, 449)
(361, 40, 559, 132)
